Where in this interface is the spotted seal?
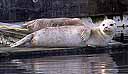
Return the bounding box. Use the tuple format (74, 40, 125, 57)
(23, 18, 83, 32)
(10, 19, 117, 47)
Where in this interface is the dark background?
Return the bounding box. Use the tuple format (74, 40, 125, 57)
(0, 0, 128, 22)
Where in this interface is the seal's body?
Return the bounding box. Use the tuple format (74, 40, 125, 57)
(11, 26, 91, 47)
(11, 19, 116, 47)
(24, 18, 83, 32)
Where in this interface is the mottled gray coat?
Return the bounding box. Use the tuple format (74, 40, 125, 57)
(11, 19, 117, 47)
(23, 18, 83, 32)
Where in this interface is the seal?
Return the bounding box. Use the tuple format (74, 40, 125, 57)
(10, 19, 117, 47)
(23, 18, 83, 32)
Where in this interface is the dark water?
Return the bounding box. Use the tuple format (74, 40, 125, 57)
(0, 51, 128, 74)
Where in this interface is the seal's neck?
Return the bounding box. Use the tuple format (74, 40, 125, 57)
(98, 27, 113, 36)
(92, 27, 113, 42)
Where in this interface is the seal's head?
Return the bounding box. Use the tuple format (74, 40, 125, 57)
(99, 19, 116, 36)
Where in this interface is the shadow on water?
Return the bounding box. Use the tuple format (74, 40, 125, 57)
(1, 52, 128, 74)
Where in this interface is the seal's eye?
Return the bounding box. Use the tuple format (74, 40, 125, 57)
(103, 24, 105, 26)
(110, 24, 114, 26)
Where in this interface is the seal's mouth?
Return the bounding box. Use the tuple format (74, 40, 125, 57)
(103, 29, 113, 35)
(103, 29, 112, 32)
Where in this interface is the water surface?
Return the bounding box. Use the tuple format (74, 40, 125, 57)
(1, 52, 126, 74)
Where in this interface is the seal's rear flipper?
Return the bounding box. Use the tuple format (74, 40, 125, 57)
(10, 34, 33, 47)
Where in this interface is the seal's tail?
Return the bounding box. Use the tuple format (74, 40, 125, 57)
(10, 34, 33, 47)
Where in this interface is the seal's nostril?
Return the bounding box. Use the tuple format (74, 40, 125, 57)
(105, 27, 108, 28)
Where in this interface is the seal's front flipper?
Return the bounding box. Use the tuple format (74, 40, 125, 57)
(10, 34, 33, 47)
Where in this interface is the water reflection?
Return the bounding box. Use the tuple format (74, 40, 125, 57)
(0, 53, 119, 74)
(111, 52, 128, 74)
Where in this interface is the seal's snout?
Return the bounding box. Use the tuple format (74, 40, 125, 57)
(104, 28, 112, 32)
(105, 27, 108, 28)
(104, 27, 111, 31)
